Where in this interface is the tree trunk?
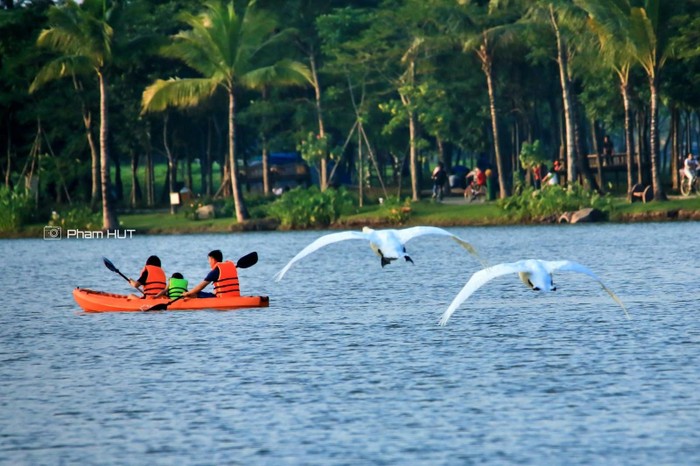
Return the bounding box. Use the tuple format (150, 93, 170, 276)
(81, 109, 99, 210)
(591, 119, 603, 188)
(98, 71, 118, 230)
(201, 118, 211, 196)
(358, 126, 363, 207)
(620, 78, 635, 198)
(114, 152, 123, 201)
(310, 54, 328, 191)
(260, 87, 270, 195)
(5, 123, 11, 188)
(228, 88, 248, 222)
(163, 114, 177, 214)
(478, 39, 507, 199)
(145, 124, 155, 207)
(262, 133, 270, 195)
(648, 76, 666, 200)
(636, 110, 644, 184)
(408, 107, 419, 202)
(572, 93, 599, 191)
(551, 5, 576, 186)
(401, 60, 420, 202)
(670, 107, 679, 190)
(129, 149, 140, 208)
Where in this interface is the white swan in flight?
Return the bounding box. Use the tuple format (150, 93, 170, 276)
(275, 226, 481, 281)
(439, 259, 630, 326)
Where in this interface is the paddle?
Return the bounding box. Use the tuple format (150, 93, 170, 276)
(103, 257, 144, 295)
(143, 251, 259, 312)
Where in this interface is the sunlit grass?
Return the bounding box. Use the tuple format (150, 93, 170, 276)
(119, 211, 236, 234)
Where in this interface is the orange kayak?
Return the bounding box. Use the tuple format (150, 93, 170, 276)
(73, 288, 269, 313)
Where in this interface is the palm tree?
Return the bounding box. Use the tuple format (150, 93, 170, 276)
(141, 0, 310, 222)
(468, 31, 509, 199)
(576, 0, 681, 200)
(523, 1, 585, 187)
(30, 0, 118, 230)
(461, 0, 524, 199)
(576, 0, 637, 198)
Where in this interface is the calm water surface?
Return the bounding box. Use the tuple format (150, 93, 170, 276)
(1, 222, 699, 465)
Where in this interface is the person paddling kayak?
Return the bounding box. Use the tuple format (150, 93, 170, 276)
(182, 250, 240, 299)
(128, 255, 166, 297)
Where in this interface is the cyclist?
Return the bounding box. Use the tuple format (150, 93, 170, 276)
(683, 153, 698, 185)
(465, 167, 487, 199)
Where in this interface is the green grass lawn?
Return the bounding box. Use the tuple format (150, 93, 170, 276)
(120, 211, 236, 234)
(109, 194, 700, 233)
(11, 191, 700, 240)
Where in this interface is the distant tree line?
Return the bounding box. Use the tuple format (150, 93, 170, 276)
(1, 0, 699, 228)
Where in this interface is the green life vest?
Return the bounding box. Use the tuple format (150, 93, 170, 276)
(168, 277, 189, 298)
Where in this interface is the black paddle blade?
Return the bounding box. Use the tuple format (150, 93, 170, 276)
(144, 303, 169, 312)
(144, 294, 185, 312)
(103, 257, 118, 273)
(236, 251, 258, 269)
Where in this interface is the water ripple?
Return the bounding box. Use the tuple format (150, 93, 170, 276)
(1, 224, 699, 464)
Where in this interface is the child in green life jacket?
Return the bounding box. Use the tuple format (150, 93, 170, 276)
(155, 272, 189, 298)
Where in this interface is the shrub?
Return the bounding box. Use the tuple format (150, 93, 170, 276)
(269, 186, 353, 229)
(49, 206, 102, 230)
(0, 186, 32, 232)
(497, 184, 614, 222)
(378, 196, 412, 224)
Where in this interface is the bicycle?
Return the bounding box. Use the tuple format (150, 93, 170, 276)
(465, 182, 487, 203)
(679, 169, 700, 196)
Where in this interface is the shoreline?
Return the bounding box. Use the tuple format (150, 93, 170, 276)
(4, 203, 699, 240)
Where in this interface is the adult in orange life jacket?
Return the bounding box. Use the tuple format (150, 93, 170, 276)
(128, 255, 167, 296)
(182, 249, 240, 298)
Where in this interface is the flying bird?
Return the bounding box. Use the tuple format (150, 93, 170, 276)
(275, 226, 481, 281)
(439, 259, 630, 326)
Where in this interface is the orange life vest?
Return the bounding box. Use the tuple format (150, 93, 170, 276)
(141, 265, 166, 296)
(214, 261, 240, 297)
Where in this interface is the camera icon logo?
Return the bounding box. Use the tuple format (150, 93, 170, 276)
(44, 226, 62, 240)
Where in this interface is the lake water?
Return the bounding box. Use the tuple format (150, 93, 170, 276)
(1, 222, 699, 465)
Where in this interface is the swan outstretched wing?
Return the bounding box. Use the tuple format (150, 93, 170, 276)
(274, 231, 368, 281)
(439, 261, 524, 326)
(545, 260, 630, 319)
(395, 226, 481, 262)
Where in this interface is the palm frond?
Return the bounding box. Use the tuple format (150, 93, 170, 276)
(239, 60, 312, 90)
(38, 2, 113, 67)
(141, 78, 221, 114)
(29, 56, 94, 93)
(629, 6, 656, 74)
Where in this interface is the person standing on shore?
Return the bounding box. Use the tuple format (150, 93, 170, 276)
(602, 135, 614, 166)
(431, 162, 448, 201)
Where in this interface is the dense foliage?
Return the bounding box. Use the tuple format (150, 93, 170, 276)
(1, 0, 699, 230)
(269, 186, 353, 229)
(0, 186, 32, 232)
(498, 184, 614, 222)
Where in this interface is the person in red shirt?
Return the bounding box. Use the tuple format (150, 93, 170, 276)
(465, 167, 487, 199)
